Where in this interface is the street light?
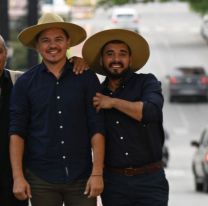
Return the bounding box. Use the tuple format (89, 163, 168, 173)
(27, 0, 39, 68)
(0, 0, 9, 42)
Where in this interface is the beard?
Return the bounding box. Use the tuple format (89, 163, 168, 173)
(103, 62, 130, 80)
(102, 63, 130, 80)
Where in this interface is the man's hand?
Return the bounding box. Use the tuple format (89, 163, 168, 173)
(13, 176, 32, 200)
(93, 92, 114, 112)
(70, 56, 89, 75)
(84, 175, 104, 198)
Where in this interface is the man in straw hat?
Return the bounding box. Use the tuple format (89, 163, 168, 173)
(82, 29, 169, 206)
(9, 13, 105, 206)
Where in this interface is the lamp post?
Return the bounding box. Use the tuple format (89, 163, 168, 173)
(27, 0, 39, 68)
(0, 0, 9, 42)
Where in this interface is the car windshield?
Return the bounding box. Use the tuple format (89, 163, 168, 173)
(175, 67, 206, 76)
(117, 14, 134, 19)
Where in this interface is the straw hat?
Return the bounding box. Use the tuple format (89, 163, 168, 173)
(82, 29, 150, 75)
(18, 13, 86, 49)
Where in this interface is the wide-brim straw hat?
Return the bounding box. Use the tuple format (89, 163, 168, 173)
(18, 12, 86, 49)
(82, 29, 150, 75)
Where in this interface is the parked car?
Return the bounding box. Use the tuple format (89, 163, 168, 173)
(40, 0, 72, 21)
(201, 14, 208, 42)
(191, 125, 208, 192)
(162, 129, 170, 168)
(109, 8, 139, 33)
(167, 66, 208, 102)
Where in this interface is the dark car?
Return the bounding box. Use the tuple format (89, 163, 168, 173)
(168, 66, 208, 102)
(162, 129, 170, 168)
(191, 126, 208, 192)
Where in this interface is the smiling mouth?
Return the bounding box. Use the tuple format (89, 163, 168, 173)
(110, 63, 123, 68)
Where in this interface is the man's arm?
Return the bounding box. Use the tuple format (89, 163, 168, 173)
(84, 133, 105, 198)
(93, 92, 143, 121)
(10, 134, 31, 200)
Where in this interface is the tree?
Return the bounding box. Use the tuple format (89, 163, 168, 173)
(182, 0, 208, 15)
(96, 0, 208, 15)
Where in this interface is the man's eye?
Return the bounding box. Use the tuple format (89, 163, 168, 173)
(41, 39, 49, 43)
(120, 53, 127, 57)
(56, 38, 62, 42)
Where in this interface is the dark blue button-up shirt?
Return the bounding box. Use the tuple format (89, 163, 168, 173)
(9, 60, 105, 183)
(102, 71, 164, 168)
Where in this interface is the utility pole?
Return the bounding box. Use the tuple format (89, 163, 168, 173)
(27, 0, 39, 68)
(0, 0, 9, 42)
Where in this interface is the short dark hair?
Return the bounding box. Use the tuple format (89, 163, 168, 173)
(100, 40, 132, 56)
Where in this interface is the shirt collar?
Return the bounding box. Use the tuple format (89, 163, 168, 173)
(40, 59, 72, 76)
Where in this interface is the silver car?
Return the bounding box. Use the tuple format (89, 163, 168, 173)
(191, 125, 208, 192)
(201, 14, 208, 41)
(109, 8, 139, 33)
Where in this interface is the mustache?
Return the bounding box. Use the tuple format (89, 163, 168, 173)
(109, 61, 124, 67)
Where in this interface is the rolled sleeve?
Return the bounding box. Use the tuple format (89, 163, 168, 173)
(84, 71, 105, 137)
(141, 74, 164, 123)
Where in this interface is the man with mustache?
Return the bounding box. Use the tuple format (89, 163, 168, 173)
(82, 29, 169, 206)
(0, 31, 89, 206)
(9, 13, 105, 206)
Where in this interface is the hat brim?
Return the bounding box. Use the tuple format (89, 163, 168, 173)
(82, 29, 150, 75)
(18, 22, 86, 49)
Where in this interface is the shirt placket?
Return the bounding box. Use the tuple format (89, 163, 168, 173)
(109, 89, 130, 161)
(56, 80, 69, 177)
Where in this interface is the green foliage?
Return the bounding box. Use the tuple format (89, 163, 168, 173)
(97, 0, 139, 7)
(97, 0, 208, 15)
(186, 0, 208, 15)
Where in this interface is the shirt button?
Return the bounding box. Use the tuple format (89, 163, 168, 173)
(116, 121, 120, 124)
(56, 81, 59, 85)
(60, 125, 63, 129)
(120, 137, 124, 140)
(61, 141, 64, 144)
(57, 96, 60, 99)
(122, 85, 125, 88)
(62, 156, 66, 159)
(143, 124, 146, 127)
(58, 111, 62, 114)
(125, 152, 129, 156)
(110, 92, 113, 95)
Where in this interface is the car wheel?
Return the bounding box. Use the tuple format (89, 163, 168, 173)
(195, 180, 203, 192)
(203, 179, 208, 193)
(169, 96, 175, 102)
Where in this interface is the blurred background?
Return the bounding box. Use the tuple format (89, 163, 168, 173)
(1, 0, 208, 205)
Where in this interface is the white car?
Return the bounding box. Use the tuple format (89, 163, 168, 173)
(40, 0, 72, 21)
(109, 8, 139, 33)
(201, 14, 208, 41)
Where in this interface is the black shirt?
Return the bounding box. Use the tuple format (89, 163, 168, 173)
(102, 71, 164, 168)
(9, 60, 105, 183)
(0, 70, 13, 170)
